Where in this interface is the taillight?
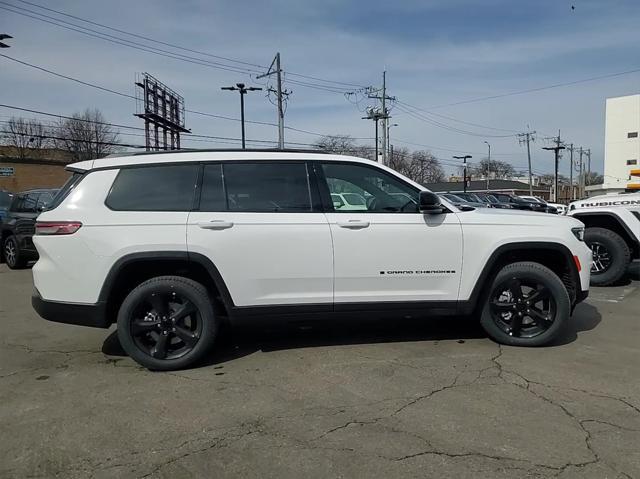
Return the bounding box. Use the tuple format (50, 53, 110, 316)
(35, 221, 82, 235)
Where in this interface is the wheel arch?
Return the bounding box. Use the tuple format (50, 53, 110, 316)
(98, 251, 236, 326)
(574, 212, 639, 259)
(463, 242, 580, 315)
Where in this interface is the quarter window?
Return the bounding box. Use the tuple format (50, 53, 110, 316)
(321, 162, 419, 213)
(106, 164, 198, 211)
(222, 163, 312, 212)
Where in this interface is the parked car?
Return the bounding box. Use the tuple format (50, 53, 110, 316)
(492, 193, 555, 213)
(567, 192, 640, 285)
(438, 193, 485, 209)
(1, 188, 58, 269)
(519, 195, 566, 214)
(0, 190, 13, 224)
(474, 192, 511, 209)
(31, 150, 590, 370)
(331, 192, 368, 211)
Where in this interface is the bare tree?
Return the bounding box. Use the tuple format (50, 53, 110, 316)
(411, 150, 445, 184)
(54, 109, 120, 161)
(313, 134, 375, 160)
(584, 171, 604, 186)
(0, 117, 49, 159)
(469, 158, 515, 179)
(539, 173, 570, 185)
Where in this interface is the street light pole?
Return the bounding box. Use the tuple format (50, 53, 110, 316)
(387, 123, 398, 158)
(221, 83, 262, 149)
(484, 141, 491, 191)
(453, 155, 473, 192)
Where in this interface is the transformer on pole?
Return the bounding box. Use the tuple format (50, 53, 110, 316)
(134, 73, 190, 151)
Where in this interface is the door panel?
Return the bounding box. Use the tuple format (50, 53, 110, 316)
(319, 161, 463, 304)
(187, 162, 333, 307)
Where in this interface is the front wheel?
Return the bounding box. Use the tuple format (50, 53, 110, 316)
(584, 227, 631, 286)
(117, 276, 218, 371)
(480, 262, 570, 347)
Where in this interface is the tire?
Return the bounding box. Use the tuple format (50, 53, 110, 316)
(584, 227, 631, 286)
(3, 235, 27, 269)
(117, 276, 218, 371)
(480, 261, 570, 347)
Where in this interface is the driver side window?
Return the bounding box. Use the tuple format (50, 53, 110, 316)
(321, 162, 419, 213)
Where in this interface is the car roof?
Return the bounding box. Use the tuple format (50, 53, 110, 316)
(17, 188, 58, 195)
(68, 149, 377, 172)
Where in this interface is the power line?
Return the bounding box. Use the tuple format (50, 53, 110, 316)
(0, 1, 361, 94)
(395, 100, 518, 133)
(427, 68, 640, 109)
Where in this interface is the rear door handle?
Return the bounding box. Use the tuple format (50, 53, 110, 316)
(336, 220, 370, 229)
(197, 220, 234, 230)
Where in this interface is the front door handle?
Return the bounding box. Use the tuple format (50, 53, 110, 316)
(336, 220, 370, 229)
(197, 220, 234, 230)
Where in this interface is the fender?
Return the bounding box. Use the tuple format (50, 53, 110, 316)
(572, 211, 640, 245)
(460, 241, 581, 315)
(98, 251, 236, 312)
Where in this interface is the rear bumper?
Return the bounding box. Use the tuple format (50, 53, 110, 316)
(32, 289, 110, 328)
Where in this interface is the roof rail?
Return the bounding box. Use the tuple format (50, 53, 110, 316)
(126, 147, 329, 156)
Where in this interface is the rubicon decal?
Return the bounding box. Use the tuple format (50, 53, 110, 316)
(380, 270, 456, 275)
(577, 199, 640, 207)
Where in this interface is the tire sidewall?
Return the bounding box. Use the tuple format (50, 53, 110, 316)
(480, 263, 570, 347)
(117, 277, 217, 371)
(584, 228, 629, 286)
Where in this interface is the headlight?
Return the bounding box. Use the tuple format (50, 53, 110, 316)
(571, 227, 585, 242)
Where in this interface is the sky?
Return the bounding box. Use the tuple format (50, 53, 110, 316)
(1, 0, 640, 178)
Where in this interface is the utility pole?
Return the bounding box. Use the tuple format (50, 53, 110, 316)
(578, 147, 584, 199)
(484, 141, 491, 191)
(221, 83, 262, 149)
(367, 73, 395, 165)
(453, 155, 473, 192)
(567, 144, 574, 200)
(517, 131, 536, 195)
(0, 33, 12, 48)
(585, 149, 591, 185)
(387, 123, 398, 158)
(257, 53, 290, 148)
(542, 131, 565, 202)
(362, 107, 385, 161)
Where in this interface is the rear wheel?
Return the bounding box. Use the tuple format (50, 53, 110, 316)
(117, 276, 218, 371)
(480, 262, 570, 347)
(584, 227, 631, 286)
(3, 235, 27, 269)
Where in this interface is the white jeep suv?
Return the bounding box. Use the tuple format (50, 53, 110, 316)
(32, 150, 591, 370)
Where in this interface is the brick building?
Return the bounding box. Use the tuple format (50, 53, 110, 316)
(0, 146, 73, 192)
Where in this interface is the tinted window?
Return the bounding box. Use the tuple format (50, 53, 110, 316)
(223, 163, 311, 212)
(106, 164, 198, 211)
(17, 193, 38, 213)
(200, 164, 226, 211)
(321, 162, 418, 213)
(37, 191, 56, 210)
(49, 173, 84, 211)
(628, 132, 638, 138)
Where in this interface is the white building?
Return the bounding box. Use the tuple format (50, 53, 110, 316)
(593, 94, 640, 195)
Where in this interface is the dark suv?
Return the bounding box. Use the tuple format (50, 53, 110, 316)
(1, 189, 57, 269)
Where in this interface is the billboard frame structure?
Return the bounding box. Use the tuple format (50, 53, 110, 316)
(134, 72, 190, 151)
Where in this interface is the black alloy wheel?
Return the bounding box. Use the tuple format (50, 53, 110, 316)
(480, 261, 570, 347)
(117, 276, 218, 370)
(589, 241, 612, 275)
(489, 277, 556, 339)
(130, 290, 202, 360)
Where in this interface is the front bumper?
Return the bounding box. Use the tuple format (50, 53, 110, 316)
(32, 289, 110, 328)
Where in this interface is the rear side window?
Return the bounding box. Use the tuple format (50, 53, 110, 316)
(222, 163, 311, 212)
(13, 193, 38, 213)
(37, 191, 56, 210)
(48, 173, 84, 211)
(106, 164, 198, 211)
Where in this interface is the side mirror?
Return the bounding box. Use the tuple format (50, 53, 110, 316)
(419, 191, 443, 214)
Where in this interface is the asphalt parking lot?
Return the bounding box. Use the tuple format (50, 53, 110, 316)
(1, 264, 639, 479)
